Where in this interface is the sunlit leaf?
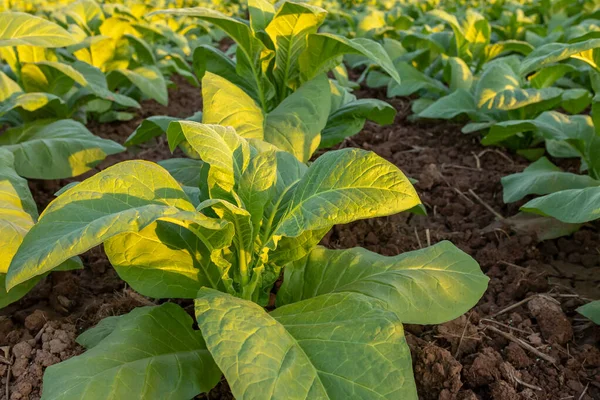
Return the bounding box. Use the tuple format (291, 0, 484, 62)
(43, 303, 221, 399)
(278, 241, 488, 324)
(0, 119, 125, 179)
(195, 288, 418, 399)
(0, 12, 76, 48)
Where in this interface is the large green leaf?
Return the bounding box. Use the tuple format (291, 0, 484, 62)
(265, 2, 326, 92)
(485, 40, 533, 61)
(71, 61, 140, 109)
(264, 74, 331, 162)
(167, 122, 251, 194)
(577, 301, 600, 325)
(4, 161, 221, 290)
(502, 157, 600, 203)
(482, 112, 594, 147)
(475, 62, 563, 111)
(124, 34, 156, 65)
(482, 120, 542, 146)
(562, 89, 592, 114)
(0, 150, 38, 308)
(366, 70, 391, 89)
(0, 119, 125, 179)
(520, 39, 600, 75)
(277, 241, 488, 324)
(108, 66, 168, 106)
(195, 288, 417, 399)
(0, 92, 69, 119)
(202, 72, 265, 139)
(418, 89, 476, 119)
(21, 61, 88, 96)
(521, 187, 600, 223)
(300, 33, 401, 84)
(105, 218, 233, 299)
(64, 0, 105, 30)
(77, 315, 122, 350)
(446, 57, 473, 91)
(320, 98, 396, 148)
(0, 12, 76, 48)
(42, 303, 221, 400)
(264, 148, 420, 267)
(272, 148, 420, 239)
(528, 64, 578, 89)
(0, 150, 83, 308)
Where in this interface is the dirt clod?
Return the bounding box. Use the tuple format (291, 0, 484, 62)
(465, 347, 503, 387)
(490, 380, 519, 400)
(527, 296, 573, 345)
(24, 311, 47, 332)
(12, 342, 32, 359)
(505, 342, 532, 368)
(412, 344, 463, 399)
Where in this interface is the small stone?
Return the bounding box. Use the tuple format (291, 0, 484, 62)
(12, 341, 32, 359)
(528, 297, 573, 345)
(505, 342, 532, 368)
(24, 310, 47, 332)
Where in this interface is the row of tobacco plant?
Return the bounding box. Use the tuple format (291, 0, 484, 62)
(1, 0, 565, 398)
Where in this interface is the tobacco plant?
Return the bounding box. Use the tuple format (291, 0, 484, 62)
(0, 11, 144, 124)
(145, 0, 401, 161)
(5, 122, 488, 399)
(0, 149, 82, 309)
(0, 1, 217, 124)
(498, 112, 600, 238)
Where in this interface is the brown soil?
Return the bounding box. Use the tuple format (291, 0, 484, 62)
(2, 80, 599, 400)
